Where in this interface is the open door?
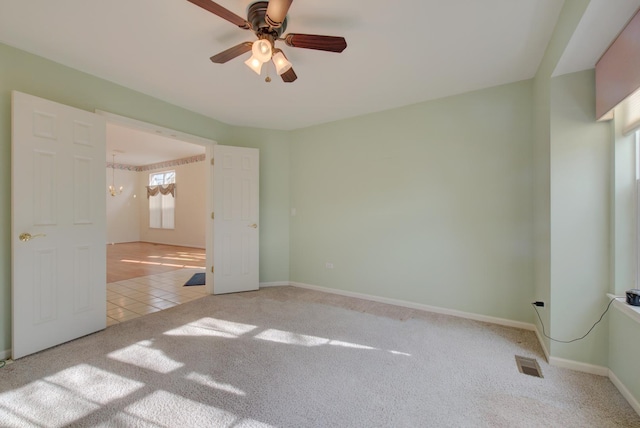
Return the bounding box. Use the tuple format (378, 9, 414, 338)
(11, 91, 107, 359)
(212, 145, 259, 294)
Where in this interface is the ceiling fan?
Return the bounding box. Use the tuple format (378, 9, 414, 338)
(187, 0, 347, 82)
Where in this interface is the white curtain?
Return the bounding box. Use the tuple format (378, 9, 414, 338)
(148, 185, 175, 229)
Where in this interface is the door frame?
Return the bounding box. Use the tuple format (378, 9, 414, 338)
(95, 111, 217, 293)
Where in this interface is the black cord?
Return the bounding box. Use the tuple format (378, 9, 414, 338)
(531, 297, 624, 343)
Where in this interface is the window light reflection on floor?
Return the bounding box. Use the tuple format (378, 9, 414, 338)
(254, 328, 412, 356)
(254, 328, 376, 350)
(0, 379, 99, 427)
(120, 259, 205, 269)
(163, 317, 257, 339)
(0, 364, 145, 427)
(107, 340, 184, 374)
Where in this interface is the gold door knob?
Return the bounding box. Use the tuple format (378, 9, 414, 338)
(19, 233, 46, 242)
(248, 223, 258, 229)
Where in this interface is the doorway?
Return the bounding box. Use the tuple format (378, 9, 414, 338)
(12, 93, 259, 359)
(101, 113, 213, 326)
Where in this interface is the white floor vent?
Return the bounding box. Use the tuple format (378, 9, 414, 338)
(515, 355, 543, 378)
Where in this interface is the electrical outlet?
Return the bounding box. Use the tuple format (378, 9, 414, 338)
(325, 262, 334, 269)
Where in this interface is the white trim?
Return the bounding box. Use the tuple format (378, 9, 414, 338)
(272, 279, 640, 415)
(95, 110, 216, 147)
(0, 349, 10, 360)
(260, 282, 291, 288)
(608, 293, 640, 324)
(95, 110, 217, 295)
(290, 281, 536, 331)
(533, 326, 551, 362)
(548, 356, 609, 376)
(610, 369, 640, 416)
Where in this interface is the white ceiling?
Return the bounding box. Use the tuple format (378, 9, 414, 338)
(553, 0, 640, 77)
(0, 0, 568, 131)
(2, 0, 639, 163)
(106, 123, 205, 166)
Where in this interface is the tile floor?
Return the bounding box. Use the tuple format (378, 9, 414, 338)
(107, 268, 209, 326)
(106, 242, 206, 284)
(106, 243, 208, 326)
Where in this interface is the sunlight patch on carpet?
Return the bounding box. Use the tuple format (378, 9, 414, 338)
(0, 364, 145, 427)
(45, 364, 145, 404)
(163, 317, 257, 339)
(0, 380, 100, 427)
(108, 340, 184, 373)
(389, 350, 412, 357)
(255, 328, 377, 350)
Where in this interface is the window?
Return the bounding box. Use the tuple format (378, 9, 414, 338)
(149, 170, 175, 229)
(636, 131, 640, 288)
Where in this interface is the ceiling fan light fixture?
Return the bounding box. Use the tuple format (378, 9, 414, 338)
(244, 55, 263, 74)
(272, 50, 292, 75)
(252, 39, 272, 63)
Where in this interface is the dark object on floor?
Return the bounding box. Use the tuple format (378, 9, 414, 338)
(184, 272, 205, 286)
(626, 289, 640, 306)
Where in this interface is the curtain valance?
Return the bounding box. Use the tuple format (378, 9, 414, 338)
(147, 184, 176, 198)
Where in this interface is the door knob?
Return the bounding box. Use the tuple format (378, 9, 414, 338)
(248, 223, 258, 229)
(19, 232, 46, 242)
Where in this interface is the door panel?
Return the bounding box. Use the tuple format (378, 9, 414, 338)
(213, 145, 259, 294)
(12, 91, 106, 359)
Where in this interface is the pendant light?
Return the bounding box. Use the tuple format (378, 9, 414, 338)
(108, 154, 123, 196)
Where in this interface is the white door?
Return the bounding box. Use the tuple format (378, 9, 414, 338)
(212, 145, 259, 294)
(11, 91, 107, 359)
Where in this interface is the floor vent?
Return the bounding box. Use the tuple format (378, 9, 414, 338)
(515, 355, 543, 378)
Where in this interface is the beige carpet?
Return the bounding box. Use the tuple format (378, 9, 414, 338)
(0, 286, 637, 427)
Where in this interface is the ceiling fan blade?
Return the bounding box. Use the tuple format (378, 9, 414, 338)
(266, 0, 293, 27)
(281, 67, 297, 83)
(283, 34, 347, 53)
(210, 42, 253, 63)
(186, 0, 250, 29)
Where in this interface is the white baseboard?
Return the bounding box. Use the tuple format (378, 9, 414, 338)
(287, 281, 640, 416)
(533, 327, 550, 362)
(548, 356, 609, 376)
(260, 282, 290, 288)
(609, 369, 640, 416)
(289, 281, 536, 331)
(0, 349, 10, 360)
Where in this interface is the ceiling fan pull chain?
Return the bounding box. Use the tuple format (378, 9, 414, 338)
(265, 62, 272, 83)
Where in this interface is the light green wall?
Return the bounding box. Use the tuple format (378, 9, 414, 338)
(610, 309, 640, 403)
(533, 68, 552, 352)
(549, 70, 611, 364)
(532, 0, 591, 355)
(532, 2, 640, 407)
(0, 42, 291, 354)
(219, 127, 291, 282)
(289, 81, 534, 322)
